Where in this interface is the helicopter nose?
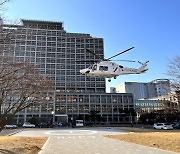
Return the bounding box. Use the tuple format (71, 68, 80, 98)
(80, 69, 90, 74)
(80, 69, 85, 74)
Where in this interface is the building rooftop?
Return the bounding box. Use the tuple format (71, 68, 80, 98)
(1, 18, 62, 25)
(21, 19, 64, 30)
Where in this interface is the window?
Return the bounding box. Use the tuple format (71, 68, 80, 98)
(99, 66, 108, 71)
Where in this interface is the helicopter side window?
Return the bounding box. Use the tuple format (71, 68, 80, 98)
(119, 65, 123, 68)
(99, 66, 103, 71)
(99, 66, 108, 71)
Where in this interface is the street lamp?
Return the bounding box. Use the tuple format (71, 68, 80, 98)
(51, 111, 55, 123)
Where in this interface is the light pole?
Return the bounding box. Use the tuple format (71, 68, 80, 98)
(51, 111, 55, 123)
(130, 112, 133, 127)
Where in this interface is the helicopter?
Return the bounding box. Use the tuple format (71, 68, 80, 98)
(79, 47, 149, 82)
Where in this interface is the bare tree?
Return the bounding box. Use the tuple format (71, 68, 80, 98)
(0, 0, 11, 19)
(0, 0, 52, 131)
(0, 57, 51, 131)
(167, 56, 180, 113)
(0, 23, 51, 131)
(0, 0, 10, 6)
(167, 56, 180, 91)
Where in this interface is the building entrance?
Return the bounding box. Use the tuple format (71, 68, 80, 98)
(55, 114, 68, 124)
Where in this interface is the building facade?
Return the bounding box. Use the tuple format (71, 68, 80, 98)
(1, 19, 134, 124)
(116, 79, 170, 101)
(135, 99, 176, 113)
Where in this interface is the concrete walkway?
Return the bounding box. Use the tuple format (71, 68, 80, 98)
(12, 128, 178, 154)
(39, 133, 177, 154)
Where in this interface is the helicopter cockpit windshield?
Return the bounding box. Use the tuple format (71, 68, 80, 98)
(92, 64, 97, 71)
(88, 65, 93, 69)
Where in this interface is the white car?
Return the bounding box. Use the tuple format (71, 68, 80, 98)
(153, 123, 173, 130)
(4, 124, 17, 129)
(76, 120, 84, 127)
(22, 122, 35, 128)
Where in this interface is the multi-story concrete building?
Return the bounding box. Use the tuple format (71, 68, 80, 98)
(1, 19, 134, 124)
(151, 79, 171, 97)
(135, 99, 176, 113)
(116, 79, 170, 101)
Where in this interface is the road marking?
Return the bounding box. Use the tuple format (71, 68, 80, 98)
(45, 130, 97, 136)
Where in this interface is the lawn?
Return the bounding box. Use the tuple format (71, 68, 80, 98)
(0, 136, 47, 154)
(106, 131, 180, 153)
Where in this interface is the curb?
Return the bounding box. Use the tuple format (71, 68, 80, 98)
(38, 137, 50, 154)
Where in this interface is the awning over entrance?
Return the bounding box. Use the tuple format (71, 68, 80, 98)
(55, 114, 68, 123)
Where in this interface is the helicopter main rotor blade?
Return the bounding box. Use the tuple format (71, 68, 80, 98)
(109, 60, 136, 62)
(86, 49, 103, 60)
(75, 60, 97, 62)
(107, 47, 135, 60)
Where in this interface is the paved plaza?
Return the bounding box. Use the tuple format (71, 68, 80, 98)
(13, 128, 178, 154)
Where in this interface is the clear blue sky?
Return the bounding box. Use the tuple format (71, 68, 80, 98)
(3, 0, 180, 91)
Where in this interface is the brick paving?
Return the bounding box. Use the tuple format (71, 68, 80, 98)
(39, 135, 177, 154)
(3, 127, 179, 154)
(36, 128, 178, 154)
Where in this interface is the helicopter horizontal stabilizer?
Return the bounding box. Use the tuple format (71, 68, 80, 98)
(138, 61, 149, 73)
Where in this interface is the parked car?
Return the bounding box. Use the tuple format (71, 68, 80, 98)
(22, 122, 35, 128)
(56, 122, 63, 127)
(38, 122, 48, 128)
(12, 124, 17, 128)
(173, 123, 180, 129)
(4, 124, 17, 129)
(76, 120, 84, 127)
(153, 123, 173, 130)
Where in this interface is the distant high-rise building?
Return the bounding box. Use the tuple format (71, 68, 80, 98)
(151, 79, 171, 97)
(116, 79, 170, 100)
(1, 19, 134, 124)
